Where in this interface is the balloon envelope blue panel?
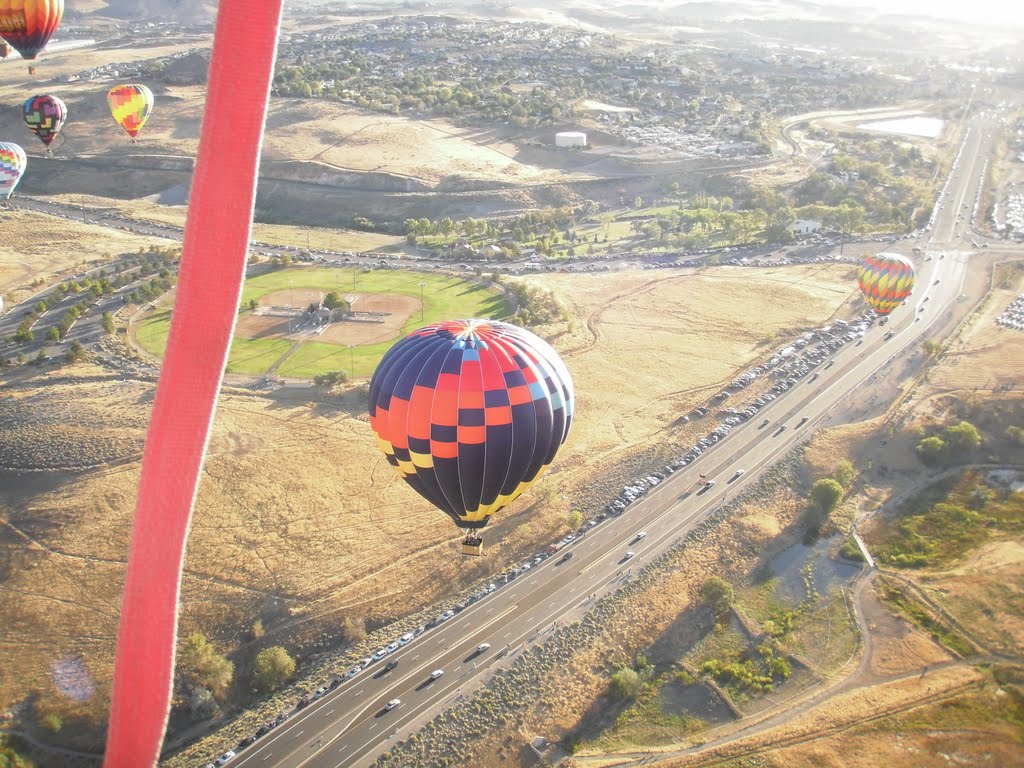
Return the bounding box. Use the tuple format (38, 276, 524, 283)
(369, 319, 574, 530)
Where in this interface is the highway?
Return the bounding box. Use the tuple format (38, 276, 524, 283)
(0, 109, 999, 768)
(211, 111, 996, 768)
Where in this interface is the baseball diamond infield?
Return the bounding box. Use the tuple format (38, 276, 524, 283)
(133, 267, 510, 379)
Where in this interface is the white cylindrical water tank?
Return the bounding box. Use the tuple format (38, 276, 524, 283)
(555, 131, 587, 148)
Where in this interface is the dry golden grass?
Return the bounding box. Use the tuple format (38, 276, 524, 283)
(0, 210, 174, 299)
(659, 666, 1015, 768)
(0, 264, 858, 733)
(929, 274, 1024, 393)
(918, 540, 1024, 656)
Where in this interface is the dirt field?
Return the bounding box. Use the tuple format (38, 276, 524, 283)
(234, 290, 422, 346)
(0, 263, 859, 740)
(259, 99, 589, 186)
(0, 210, 174, 301)
(928, 268, 1024, 392)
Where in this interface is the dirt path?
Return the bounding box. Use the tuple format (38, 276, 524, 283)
(569, 568, 977, 767)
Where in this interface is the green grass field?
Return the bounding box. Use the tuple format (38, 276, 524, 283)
(134, 266, 510, 379)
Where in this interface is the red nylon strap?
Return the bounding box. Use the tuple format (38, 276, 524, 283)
(103, 3, 283, 765)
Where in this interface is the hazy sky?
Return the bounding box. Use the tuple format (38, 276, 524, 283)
(841, 0, 1024, 26)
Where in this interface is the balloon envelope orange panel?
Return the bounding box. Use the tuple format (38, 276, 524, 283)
(857, 252, 916, 315)
(369, 319, 575, 530)
(107, 84, 154, 141)
(0, 0, 63, 60)
(23, 94, 66, 147)
(0, 142, 27, 200)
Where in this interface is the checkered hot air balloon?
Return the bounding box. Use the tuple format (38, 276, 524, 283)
(23, 94, 66, 149)
(107, 84, 154, 142)
(856, 252, 916, 315)
(0, 0, 62, 60)
(369, 319, 574, 541)
(0, 142, 27, 200)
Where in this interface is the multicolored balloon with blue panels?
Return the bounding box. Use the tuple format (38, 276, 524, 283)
(369, 319, 574, 533)
(23, 93, 66, 148)
(857, 252, 916, 315)
(0, 142, 27, 200)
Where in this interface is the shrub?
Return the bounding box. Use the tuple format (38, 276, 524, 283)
(699, 576, 734, 616)
(608, 668, 642, 701)
(254, 646, 295, 692)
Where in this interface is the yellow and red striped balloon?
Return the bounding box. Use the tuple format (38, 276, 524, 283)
(107, 84, 154, 142)
(857, 252, 916, 315)
(0, 0, 63, 60)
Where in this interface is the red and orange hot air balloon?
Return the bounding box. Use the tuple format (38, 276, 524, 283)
(369, 319, 575, 555)
(107, 84, 154, 142)
(0, 0, 64, 60)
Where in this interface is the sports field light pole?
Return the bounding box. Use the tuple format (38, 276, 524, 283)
(419, 281, 425, 322)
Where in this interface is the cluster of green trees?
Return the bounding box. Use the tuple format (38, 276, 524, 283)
(176, 632, 298, 722)
(699, 642, 791, 694)
(506, 282, 568, 327)
(273, 57, 577, 127)
(608, 653, 656, 702)
(874, 469, 1022, 569)
(915, 420, 981, 467)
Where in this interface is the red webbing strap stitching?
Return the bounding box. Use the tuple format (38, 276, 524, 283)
(103, 3, 283, 765)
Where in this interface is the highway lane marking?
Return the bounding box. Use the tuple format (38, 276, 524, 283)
(326, 603, 522, 745)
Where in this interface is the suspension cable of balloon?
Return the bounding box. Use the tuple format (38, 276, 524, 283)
(102, 2, 283, 766)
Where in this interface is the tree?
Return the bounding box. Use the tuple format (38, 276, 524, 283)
(834, 459, 854, 489)
(13, 322, 33, 343)
(254, 646, 295, 692)
(46, 326, 60, 342)
(188, 687, 220, 722)
(178, 633, 234, 698)
(341, 616, 366, 644)
(568, 509, 584, 530)
(65, 340, 85, 363)
(810, 478, 844, 517)
(42, 713, 62, 733)
(0, 741, 35, 767)
(916, 435, 946, 466)
(943, 421, 980, 454)
(922, 339, 942, 357)
(323, 291, 348, 311)
(313, 370, 347, 389)
(608, 667, 642, 701)
(102, 311, 116, 334)
(700, 576, 734, 616)
(248, 299, 258, 311)
(1006, 426, 1024, 446)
